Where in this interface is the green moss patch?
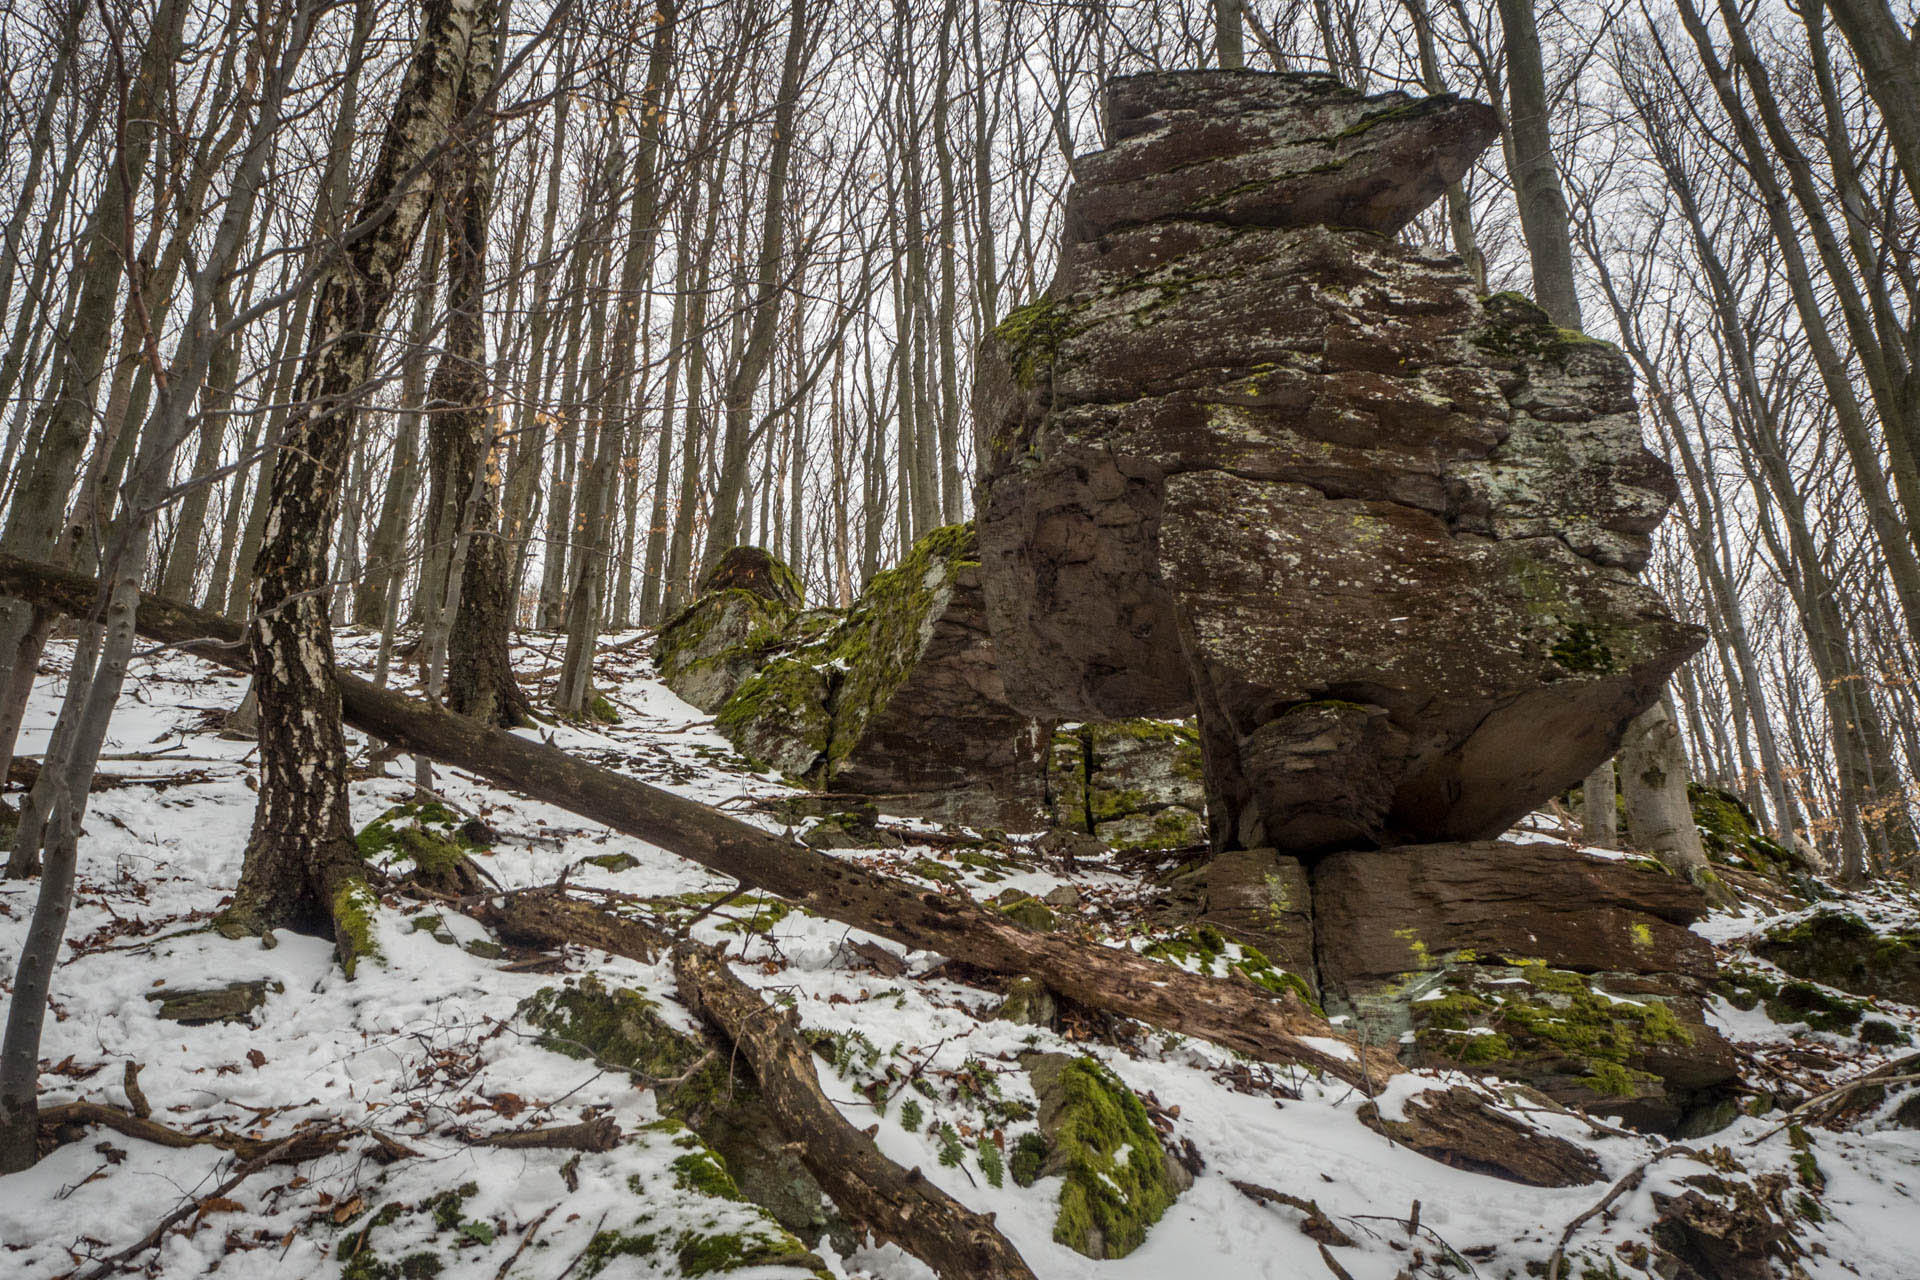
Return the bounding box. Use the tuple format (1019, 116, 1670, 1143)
(1690, 783, 1797, 878)
(355, 801, 488, 892)
(992, 297, 1079, 389)
(1411, 962, 1691, 1102)
(712, 521, 979, 788)
(1141, 926, 1320, 1013)
(1026, 1054, 1186, 1259)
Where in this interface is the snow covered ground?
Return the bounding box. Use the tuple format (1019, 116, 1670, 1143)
(2, 632, 1918, 1278)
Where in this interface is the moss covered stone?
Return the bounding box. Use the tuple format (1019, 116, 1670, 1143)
(991, 296, 1079, 390)
(355, 801, 487, 894)
(1756, 910, 1920, 1005)
(1690, 783, 1800, 879)
(1047, 718, 1207, 850)
(1408, 962, 1703, 1121)
(1023, 1053, 1189, 1259)
(654, 579, 807, 714)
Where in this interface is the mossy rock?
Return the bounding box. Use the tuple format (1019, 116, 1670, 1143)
(800, 809, 903, 851)
(716, 658, 834, 778)
(995, 976, 1057, 1026)
(1755, 910, 1920, 1005)
(1690, 783, 1801, 880)
(1405, 961, 1719, 1130)
(994, 891, 1057, 932)
(1047, 718, 1208, 850)
(697, 546, 805, 608)
(711, 522, 979, 788)
(1022, 1053, 1190, 1259)
(654, 585, 803, 713)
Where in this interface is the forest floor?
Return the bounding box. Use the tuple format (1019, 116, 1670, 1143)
(2, 631, 1919, 1279)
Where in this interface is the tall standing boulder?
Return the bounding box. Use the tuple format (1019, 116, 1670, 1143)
(975, 71, 1704, 854)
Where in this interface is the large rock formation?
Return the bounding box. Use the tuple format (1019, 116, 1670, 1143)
(974, 71, 1704, 855)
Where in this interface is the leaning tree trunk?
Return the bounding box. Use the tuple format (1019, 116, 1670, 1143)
(227, 0, 489, 955)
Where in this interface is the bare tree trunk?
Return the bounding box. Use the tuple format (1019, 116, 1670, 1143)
(0, 0, 189, 802)
(1580, 761, 1618, 848)
(556, 6, 677, 712)
(0, 0, 321, 1170)
(1619, 699, 1717, 888)
(1213, 0, 1245, 68)
(1495, 0, 1581, 330)
(227, 0, 491, 949)
(700, 0, 811, 571)
(426, 10, 527, 727)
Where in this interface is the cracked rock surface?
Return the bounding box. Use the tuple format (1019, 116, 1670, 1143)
(975, 70, 1703, 854)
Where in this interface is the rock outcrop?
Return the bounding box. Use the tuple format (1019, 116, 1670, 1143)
(712, 525, 1052, 828)
(1046, 719, 1207, 850)
(974, 70, 1704, 854)
(654, 546, 814, 712)
(667, 538, 1210, 839)
(1316, 842, 1737, 1131)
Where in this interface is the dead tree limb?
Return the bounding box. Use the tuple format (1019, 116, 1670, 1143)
(0, 563, 1611, 1185)
(468, 1117, 622, 1152)
(37, 1100, 344, 1164)
(0, 555, 1376, 1089)
(671, 940, 1039, 1280)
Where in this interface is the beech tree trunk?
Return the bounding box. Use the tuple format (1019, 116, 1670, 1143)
(425, 7, 528, 727)
(1619, 699, 1716, 890)
(228, 0, 490, 951)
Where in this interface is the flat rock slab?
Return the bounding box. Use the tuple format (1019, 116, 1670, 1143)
(975, 71, 1702, 854)
(1068, 71, 1498, 241)
(146, 980, 276, 1025)
(1313, 840, 1714, 989)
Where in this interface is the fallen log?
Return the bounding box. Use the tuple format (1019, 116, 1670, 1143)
(0, 560, 1612, 1185)
(671, 940, 1039, 1280)
(468, 1117, 622, 1152)
(0, 554, 1372, 1087)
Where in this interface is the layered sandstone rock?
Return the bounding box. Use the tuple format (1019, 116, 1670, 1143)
(712, 525, 1052, 829)
(1316, 842, 1737, 1131)
(974, 70, 1704, 854)
(1046, 719, 1207, 850)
